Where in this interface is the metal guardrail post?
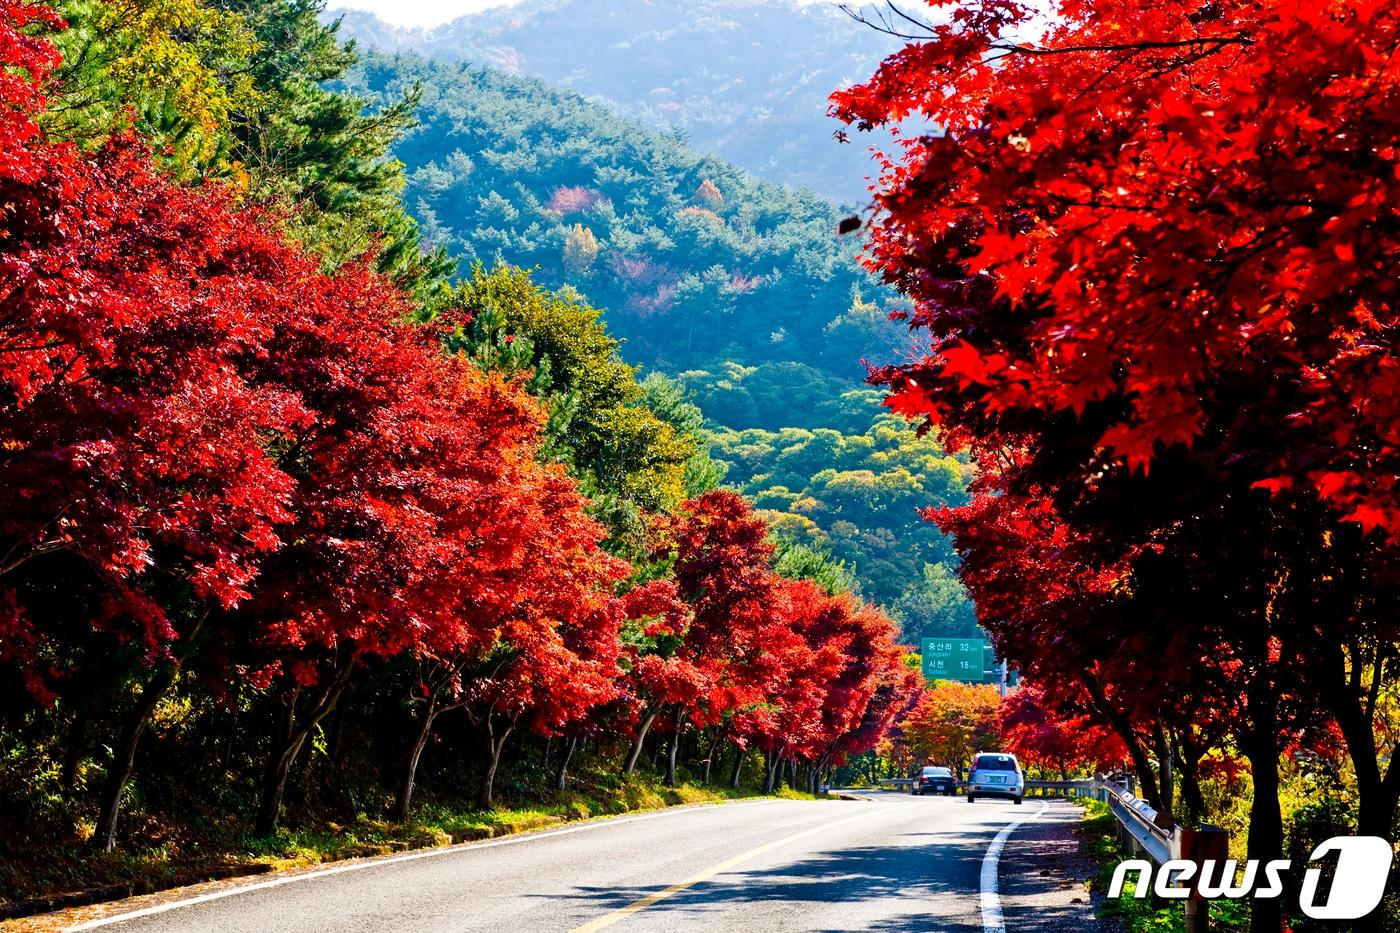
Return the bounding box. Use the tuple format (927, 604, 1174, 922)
(1174, 824, 1228, 933)
(1092, 776, 1232, 932)
(1094, 777, 1173, 865)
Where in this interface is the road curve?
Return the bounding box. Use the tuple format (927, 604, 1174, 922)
(62, 792, 1095, 933)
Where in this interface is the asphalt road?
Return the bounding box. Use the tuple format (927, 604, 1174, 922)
(64, 792, 1098, 933)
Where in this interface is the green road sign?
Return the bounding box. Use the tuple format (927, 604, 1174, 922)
(920, 637, 986, 682)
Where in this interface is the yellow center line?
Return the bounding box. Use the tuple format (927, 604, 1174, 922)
(569, 807, 874, 933)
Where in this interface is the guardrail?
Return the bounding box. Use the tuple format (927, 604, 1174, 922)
(855, 774, 1223, 933)
(1090, 777, 1228, 933)
(1089, 777, 1174, 866)
(1022, 779, 1095, 798)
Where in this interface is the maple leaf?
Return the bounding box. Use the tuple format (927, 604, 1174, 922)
(1342, 505, 1392, 536)
(940, 342, 1006, 387)
(1250, 477, 1293, 494)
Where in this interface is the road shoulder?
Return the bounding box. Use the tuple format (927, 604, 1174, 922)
(3, 797, 824, 933)
(997, 801, 1123, 933)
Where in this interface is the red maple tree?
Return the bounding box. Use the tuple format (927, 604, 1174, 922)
(835, 5, 1400, 925)
(999, 684, 1127, 780)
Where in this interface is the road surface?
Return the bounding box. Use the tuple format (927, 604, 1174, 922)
(57, 791, 1103, 933)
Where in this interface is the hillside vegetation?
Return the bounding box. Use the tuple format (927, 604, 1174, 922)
(710, 413, 975, 626)
(345, 52, 906, 391)
(343, 51, 971, 628)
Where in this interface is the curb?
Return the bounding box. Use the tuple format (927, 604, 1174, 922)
(0, 821, 568, 924)
(0, 865, 274, 922)
(2, 796, 841, 924)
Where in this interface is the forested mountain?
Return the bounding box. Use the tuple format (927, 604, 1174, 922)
(344, 52, 907, 398)
(710, 414, 973, 619)
(343, 51, 973, 635)
(330, 0, 903, 203)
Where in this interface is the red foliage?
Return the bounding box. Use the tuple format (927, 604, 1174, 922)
(0, 0, 60, 184)
(449, 466, 629, 738)
(547, 185, 601, 214)
(835, 0, 1400, 851)
(663, 493, 914, 773)
(999, 684, 1127, 778)
(834, 0, 1400, 536)
(1, 136, 311, 672)
(0, 0, 615, 716)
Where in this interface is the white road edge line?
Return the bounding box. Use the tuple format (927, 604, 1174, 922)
(979, 799, 1050, 933)
(65, 798, 802, 931)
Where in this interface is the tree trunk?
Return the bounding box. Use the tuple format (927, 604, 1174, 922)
(1084, 674, 1163, 812)
(1317, 639, 1400, 842)
(257, 703, 298, 837)
(665, 708, 686, 787)
(1153, 723, 1175, 824)
(1173, 729, 1207, 824)
(763, 749, 783, 794)
(729, 744, 744, 789)
(220, 687, 240, 772)
(392, 698, 441, 821)
(556, 735, 578, 791)
(91, 665, 178, 851)
(623, 709, 658, 775)
(255, 670, 349, 836)
(702, 733, 724, 785)
(477, 718, 514, 810)
(328, 700, 348, 765)
(1242, 689, 1285, 933)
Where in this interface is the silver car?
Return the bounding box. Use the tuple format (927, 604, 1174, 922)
(966, 752, 1024, 804)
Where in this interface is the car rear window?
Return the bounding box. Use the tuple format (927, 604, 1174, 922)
(922, 767, 951, 777)
(974, 755, 1017, 772)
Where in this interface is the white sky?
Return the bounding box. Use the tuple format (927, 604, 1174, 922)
(330, 0, 834, 30)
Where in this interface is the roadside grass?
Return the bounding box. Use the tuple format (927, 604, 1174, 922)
(1079, 799, 1249, 933)
(242, 774, 814, 865)
(0, 772, 819, 914)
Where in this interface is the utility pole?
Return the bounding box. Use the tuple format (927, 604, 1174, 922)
(998, 659, 1009, 699)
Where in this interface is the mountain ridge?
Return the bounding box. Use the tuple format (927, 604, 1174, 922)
(328, 0, 903, 202)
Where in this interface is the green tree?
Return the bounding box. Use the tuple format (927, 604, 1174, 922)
(214, 0, 450, 294)
(443, 265, 697, 554)
(711, 406, 971, 615)
(891, 564, 980, 643)
(771, 539, 858, 597)
(47, 0, 450, 296)
(640, 373, 726, 498)
(46, 0, 258, 161)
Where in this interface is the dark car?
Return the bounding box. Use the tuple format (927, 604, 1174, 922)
(912, 765, 956, 796)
